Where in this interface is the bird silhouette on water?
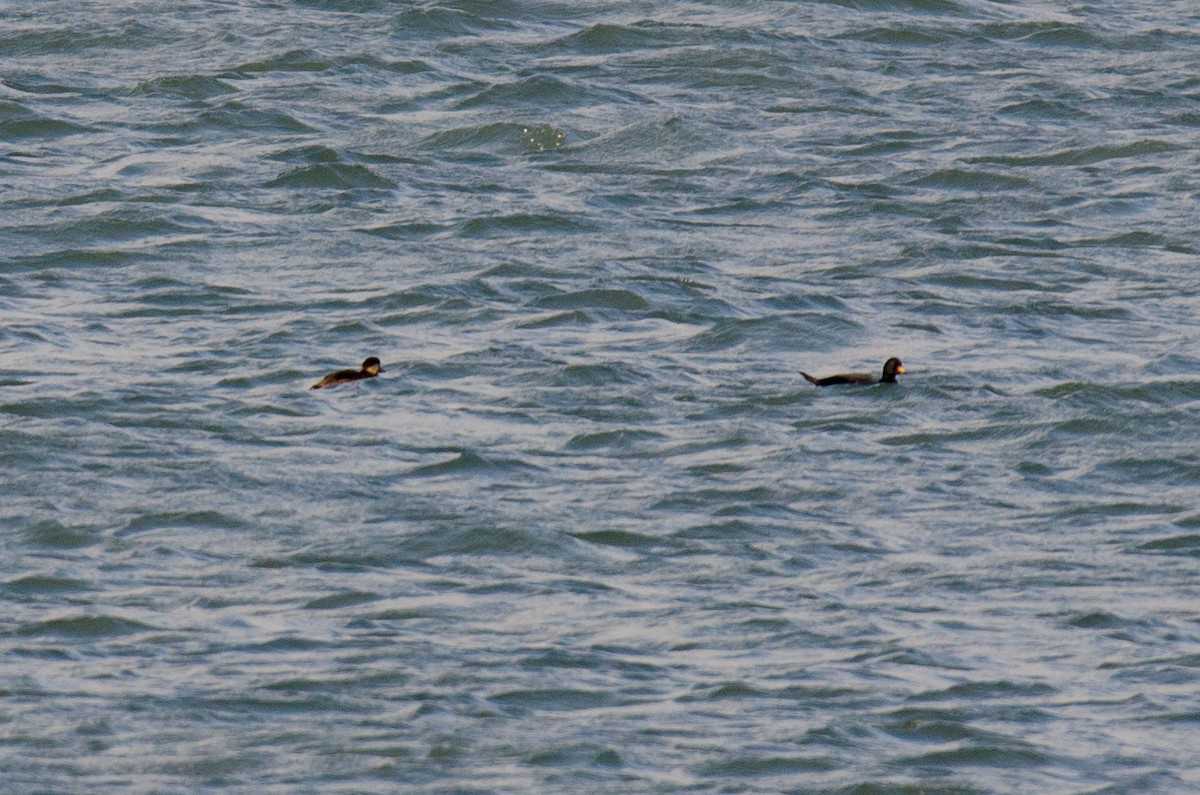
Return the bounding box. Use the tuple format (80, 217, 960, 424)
(801, 357, 904, 386)
(311, 357, 383, 389)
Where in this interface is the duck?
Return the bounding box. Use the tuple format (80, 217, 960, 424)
(801, 357, 904, 387)
(311, 357, 383, 389)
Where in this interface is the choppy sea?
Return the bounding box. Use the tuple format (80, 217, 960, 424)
(3, 1, 1200, 792)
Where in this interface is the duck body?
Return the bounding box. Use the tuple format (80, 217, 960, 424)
(801, 357, 904, 387)
(311, 357, 383, 389)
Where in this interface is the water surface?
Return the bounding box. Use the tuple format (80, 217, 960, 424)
(3, 1, 1200, 792)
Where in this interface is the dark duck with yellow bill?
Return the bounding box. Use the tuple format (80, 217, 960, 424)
(801, 357, 904, 386)
(311, 357, 383, 389)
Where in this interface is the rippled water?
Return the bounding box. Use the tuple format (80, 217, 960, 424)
(3, 1, 1200, 792)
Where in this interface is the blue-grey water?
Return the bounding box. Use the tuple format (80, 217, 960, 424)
(3, 1, 1199, 792)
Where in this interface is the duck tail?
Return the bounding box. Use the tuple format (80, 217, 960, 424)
(800, 371, 819, 385)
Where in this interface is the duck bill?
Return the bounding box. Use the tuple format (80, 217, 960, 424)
(896, 366, 905, 373)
